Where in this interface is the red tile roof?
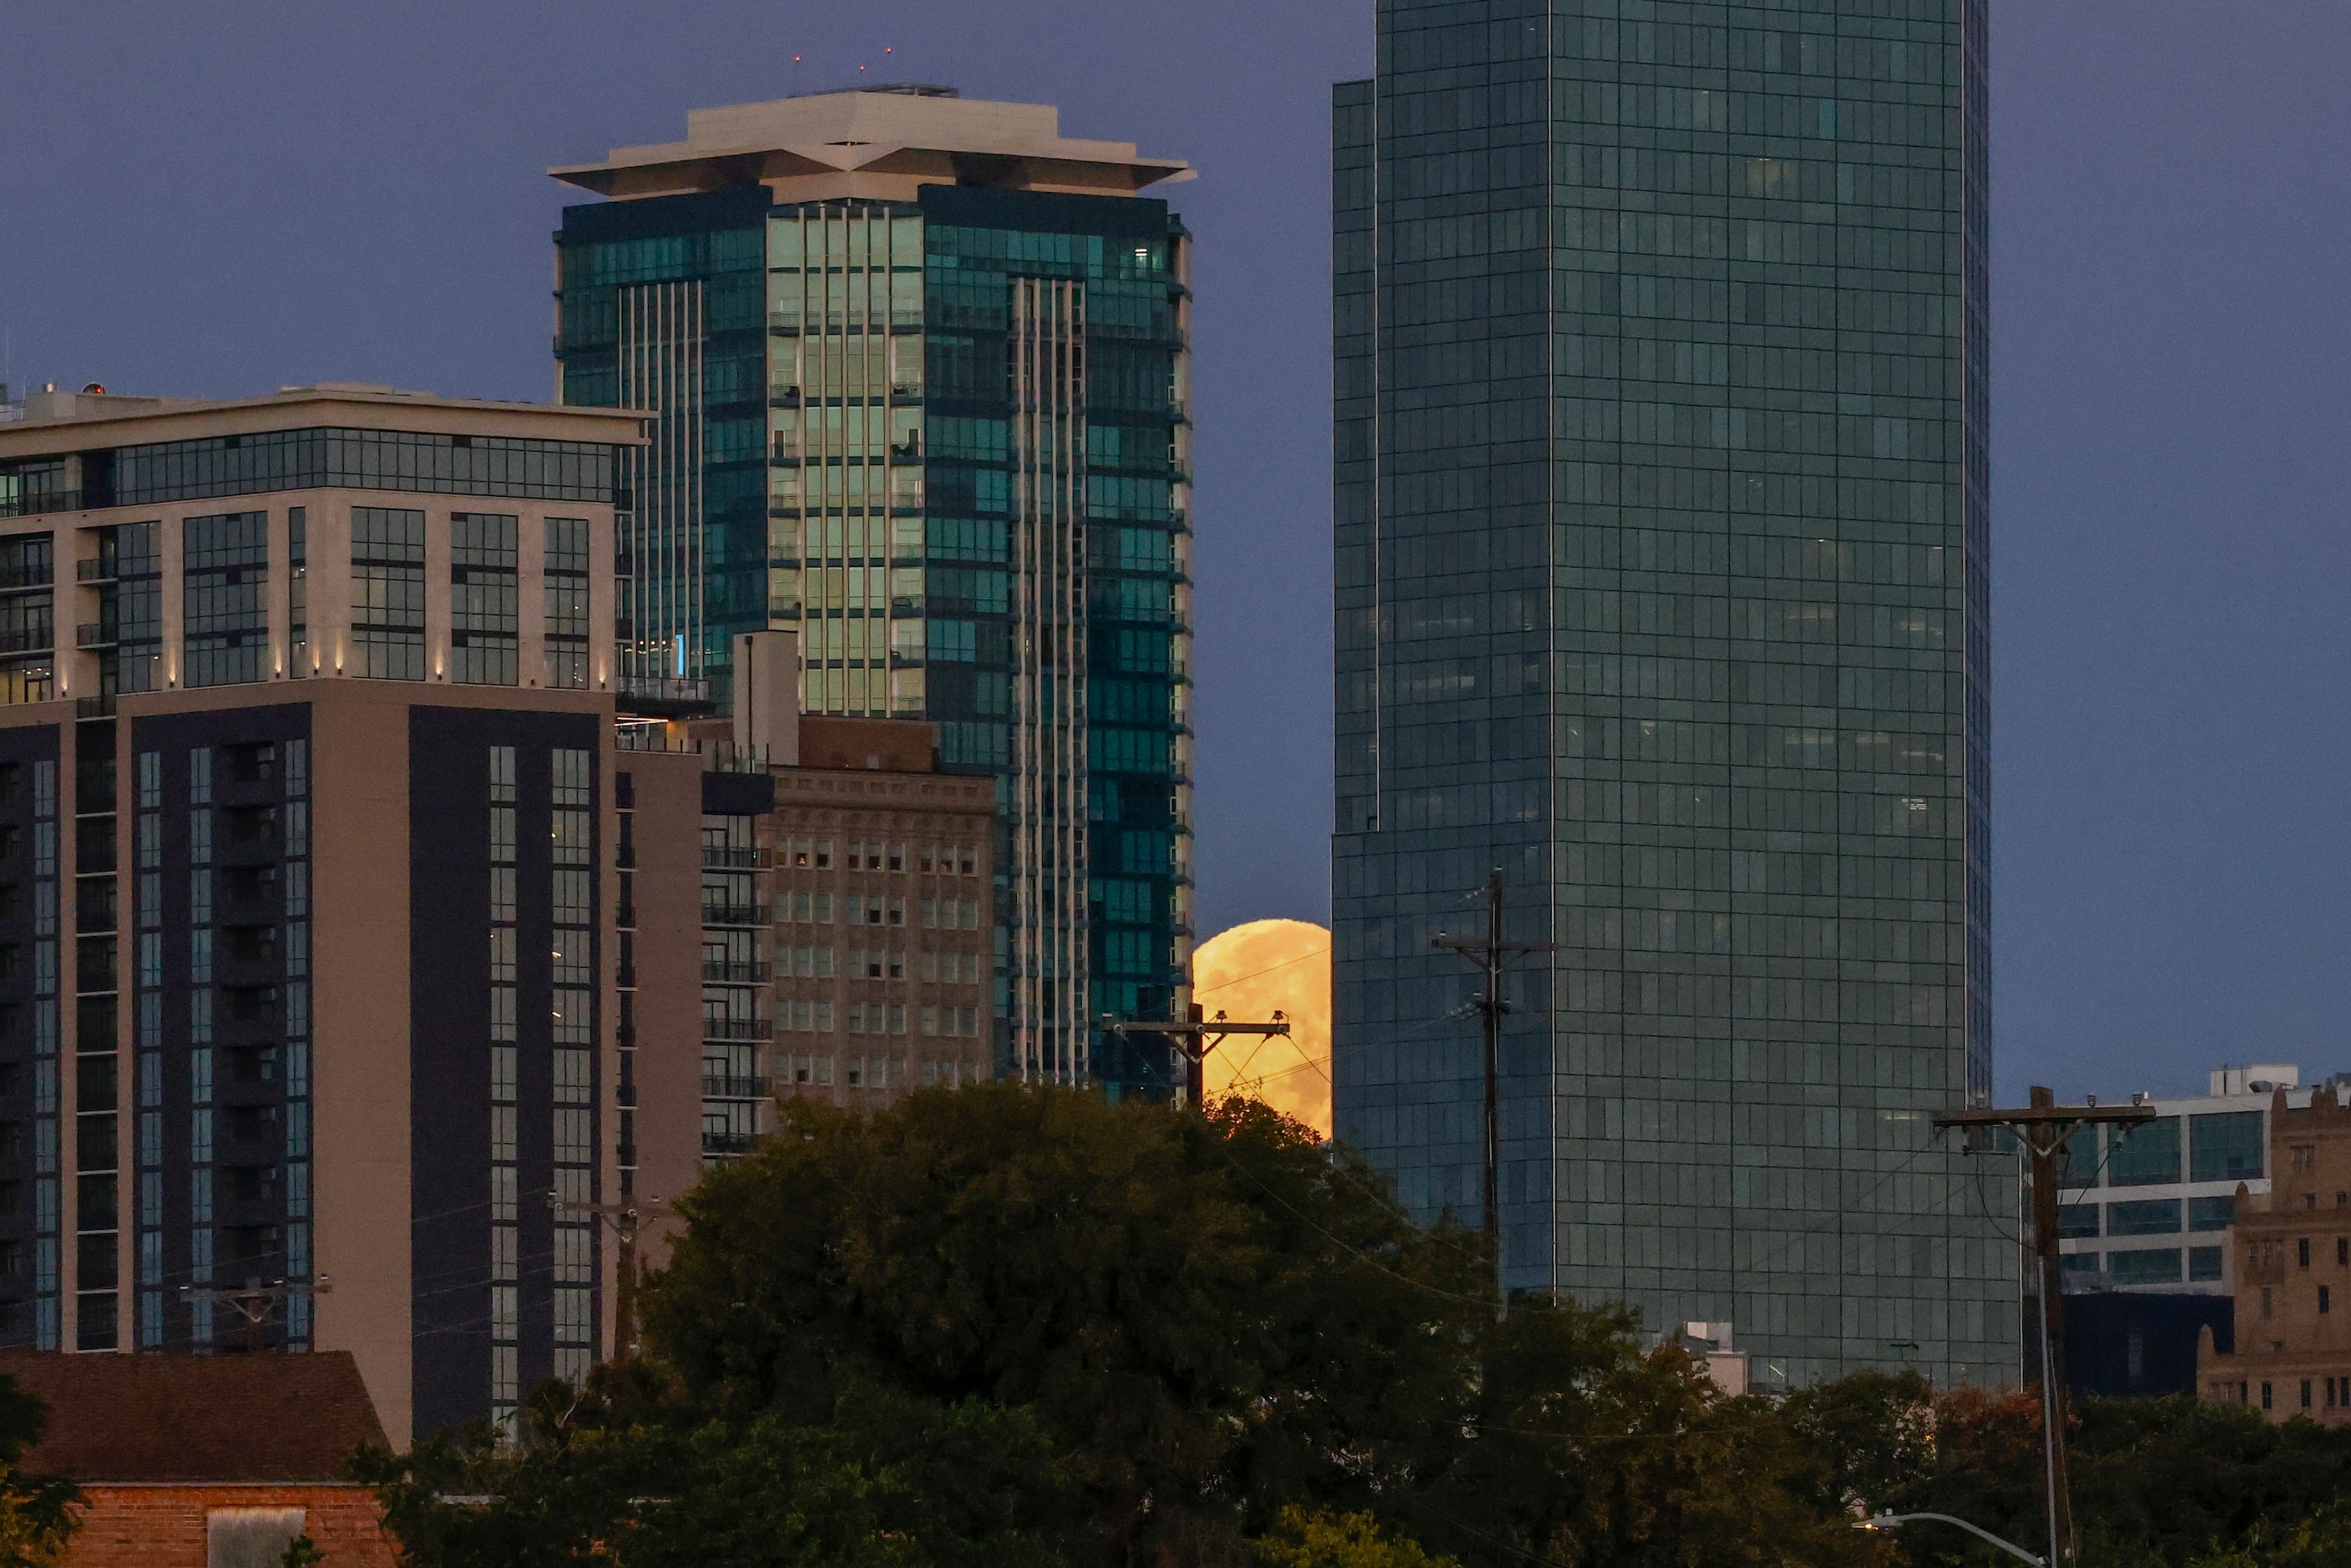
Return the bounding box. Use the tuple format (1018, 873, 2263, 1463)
(0, 1353, 387, 1483)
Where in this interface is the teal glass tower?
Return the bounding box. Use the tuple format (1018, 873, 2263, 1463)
(1332, 3, 2015, 1385)
(553, 88, 1195, 1093)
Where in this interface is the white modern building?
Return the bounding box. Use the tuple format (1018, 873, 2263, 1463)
(2059, 1065, 2341, 1294)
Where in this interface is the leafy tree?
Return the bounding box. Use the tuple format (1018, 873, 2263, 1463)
(2072, 1399, 2351, 1566)
(392, 1085, 2318, 1568)
(2182, 1508, 2351, 1568)
(353, 1376, 1086, 1568)
(1253, 1508, 1458, 1568)
(644, 1085, 1493, 1562)
(1778, 1378, 2351, 1568)
(0, 1373, 76, 1568)
(1778, 1370, 1939, 1515)
(1413, 1298, 1894, 1568)
(1898, 1382, 2047, 1550)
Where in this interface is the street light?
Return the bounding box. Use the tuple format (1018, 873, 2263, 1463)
(1856, 1512, 2046, 1567)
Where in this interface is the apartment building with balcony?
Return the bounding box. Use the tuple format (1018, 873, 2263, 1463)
(0, 382, 641, 1445)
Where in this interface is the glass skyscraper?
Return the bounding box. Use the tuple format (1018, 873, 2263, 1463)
(1332, 1, 2015, 1385)
(552, 88, 1195, 1093)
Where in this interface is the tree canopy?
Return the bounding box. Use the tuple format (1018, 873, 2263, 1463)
(0, 1374, 77, 1568)
(358, 1084, 2351, 1568)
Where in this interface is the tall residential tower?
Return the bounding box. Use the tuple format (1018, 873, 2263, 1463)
(1332, 1, 2012, 1384)
(0, 382, 639, 1442)
(550, 87, 1195, 1095)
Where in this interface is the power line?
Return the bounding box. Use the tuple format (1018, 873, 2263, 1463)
(1194, 943, 1329, 997)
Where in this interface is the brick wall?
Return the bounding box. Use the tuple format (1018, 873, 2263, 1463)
(59, 1484, 397, 1568)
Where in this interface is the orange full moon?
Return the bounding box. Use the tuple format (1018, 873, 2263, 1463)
(1193, 918, 1332, 1138)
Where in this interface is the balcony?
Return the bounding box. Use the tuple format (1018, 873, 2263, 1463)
(702, 959, 770, 984)
(616, 674, 715, 720)
(73, 625, 114, 651)
(701, 1130, 756, 1157)
(0, 628, 48, 656)
(701, 1016, 770, 1044)
(701, 846, 767, 871)
(0, 491, 82, 521)
(73, 559, 113, 584)
(0, 564, 52, 593)
(700, 903, 765, 929)
(700, 1075, 771, 1100)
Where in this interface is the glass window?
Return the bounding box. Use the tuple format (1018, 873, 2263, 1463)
(181, 512, 267, 687)
(2191, 1111, 2265, 1182)
(0, 532, 54, 705)
(350, 508, 424, 680)
(105, 428, 619, 507)
(544, 517, 590, 690)
(2057, 1201, 2100, 1239)
(2188, 1195, 2237, 1232)
(2053, 1121, 2100, 1188)
(2107, 1247, 2185, 1286)
(2188, 1246, 2224, 1282)
(450, 513, 518, 685)
(2107, 1199, 2182, 1237)
(2109, 1116, 2182, 1186)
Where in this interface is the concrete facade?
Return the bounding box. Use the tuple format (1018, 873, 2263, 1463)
(549, 84, 1191, 205)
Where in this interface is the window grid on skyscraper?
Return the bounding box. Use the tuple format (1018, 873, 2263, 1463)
(1332, 0, 2011, 1388)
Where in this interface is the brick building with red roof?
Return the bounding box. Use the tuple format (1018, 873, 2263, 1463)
(0, 1352, 396, 1567)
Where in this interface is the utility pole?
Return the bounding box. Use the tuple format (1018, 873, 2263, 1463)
(1106, 1007, 1291, 1108)
(180, 1275, 331, 1353)
(1434, 870, 1555, 1253)
(1934, 1087, 2153, 1568)
(552, 1195, 666, 1363)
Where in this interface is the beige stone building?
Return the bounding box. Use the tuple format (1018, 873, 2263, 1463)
(2199, 1085, 2351, 1421)
(765, 715, 995, 1111)
(621, 686, 995, 1170)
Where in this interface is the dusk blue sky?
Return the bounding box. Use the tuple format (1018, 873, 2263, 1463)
(3, 2, 2344, 1102)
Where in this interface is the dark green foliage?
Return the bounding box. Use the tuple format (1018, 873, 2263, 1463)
(1254, 1509, 1459, 1568)
(645, 1084, 1491, 1559)
(1871, 1401, 2351, 1568)
(0, 1373, 78, 1567)
(352, 1376, 1084, 1568)
(1413, 1297, 1893, 1568)
(357, 1085, 2351, 1568)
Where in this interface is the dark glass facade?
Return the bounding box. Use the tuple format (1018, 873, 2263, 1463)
(1332, 0, 2011, 1385)
(0, 429, 624, 518)
(556, 183, 1191, 1097)
(408, 709, 604, 1434)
